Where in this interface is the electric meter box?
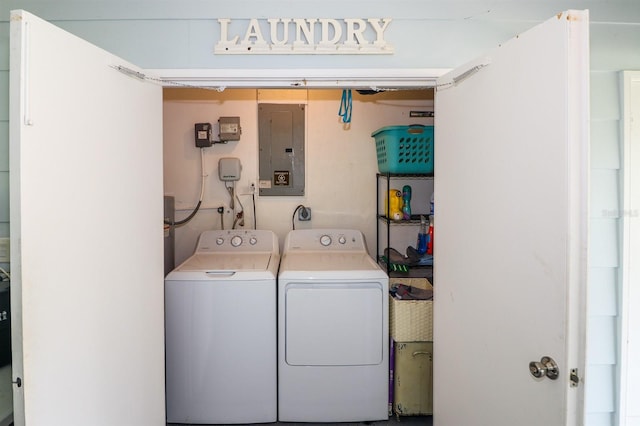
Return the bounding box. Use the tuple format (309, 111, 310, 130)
(218, 116, 241, 141)
(194, 123, 212, 147)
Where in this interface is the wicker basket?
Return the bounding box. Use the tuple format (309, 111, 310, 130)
(389, 278, 433, 341)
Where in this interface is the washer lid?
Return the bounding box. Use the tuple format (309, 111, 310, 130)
(177, 253, 273, 272)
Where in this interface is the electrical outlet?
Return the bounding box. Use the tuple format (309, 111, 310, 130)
(298, 207, 311, 221)
(0, 238, 9, 263)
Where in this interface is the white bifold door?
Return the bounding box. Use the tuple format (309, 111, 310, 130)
(9, 10, 165, 426)
(433, 10, 589, 426)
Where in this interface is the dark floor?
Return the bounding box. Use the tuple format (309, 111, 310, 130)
(169, 416, 432, 426)
(273, 416, 432, 425)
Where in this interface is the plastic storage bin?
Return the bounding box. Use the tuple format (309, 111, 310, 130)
(372, 125, 434, 174)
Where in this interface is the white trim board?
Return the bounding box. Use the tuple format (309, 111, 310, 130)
(619, 70, 640, 426)
(147, 68, 449, 89)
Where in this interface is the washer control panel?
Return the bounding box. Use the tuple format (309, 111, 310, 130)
(196, 230, 278, 253)
(285, 229, 367, 251)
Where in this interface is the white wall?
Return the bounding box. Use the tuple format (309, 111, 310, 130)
(0, 19, 8, 274)
(163, 89, 434, 264)
(587, 71, 622, 426)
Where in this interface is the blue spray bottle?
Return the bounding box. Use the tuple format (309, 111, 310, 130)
(417, 215, 428, 255)
(402, 185, 412, 220)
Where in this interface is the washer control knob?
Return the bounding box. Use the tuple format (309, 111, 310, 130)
(338, 236, 347, 245)
(216, 238, 225, 245)
(249, 237, 258, 245)
(320, 235, 332, 246)
(231, 236, 243, 247)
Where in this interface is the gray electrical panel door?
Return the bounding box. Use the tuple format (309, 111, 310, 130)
(258, 103, 305, 196)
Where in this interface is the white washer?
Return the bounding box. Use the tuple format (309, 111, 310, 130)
(278, 229, 389, 422)
(165, 229, 279, 424)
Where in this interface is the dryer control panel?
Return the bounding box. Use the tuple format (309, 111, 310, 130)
(284, 229, 367, 252)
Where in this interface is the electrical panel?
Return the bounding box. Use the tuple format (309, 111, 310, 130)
(258, 104, 305, 196)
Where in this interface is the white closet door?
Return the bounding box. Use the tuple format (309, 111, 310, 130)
(434, 10, 589, 426)
(10, 10, 165, 426)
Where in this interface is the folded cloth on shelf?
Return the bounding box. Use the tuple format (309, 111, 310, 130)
(406, 246, 433, 266)
(384, 247, 414, 265)
(390, 283, 434, 300)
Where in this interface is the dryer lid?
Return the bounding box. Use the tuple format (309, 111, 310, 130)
(280, 252, 380, 272)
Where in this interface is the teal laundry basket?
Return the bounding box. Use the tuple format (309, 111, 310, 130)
(372, 125, 434, 174)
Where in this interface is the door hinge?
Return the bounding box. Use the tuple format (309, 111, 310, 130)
(570, 368, 580, 387)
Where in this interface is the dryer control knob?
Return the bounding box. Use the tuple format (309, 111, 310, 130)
(249, 237, 258, 245)
(320, 235, 332, 246)
(338, 236, 347, 245)
(231, 236, 243, 247)
(216, 237, 225, 245)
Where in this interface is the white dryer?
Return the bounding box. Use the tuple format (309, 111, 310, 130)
(278, 229, 389, 422)
(165, 229, 279, 424)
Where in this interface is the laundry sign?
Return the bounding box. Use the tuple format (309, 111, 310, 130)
(215, 18, 393, 55)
